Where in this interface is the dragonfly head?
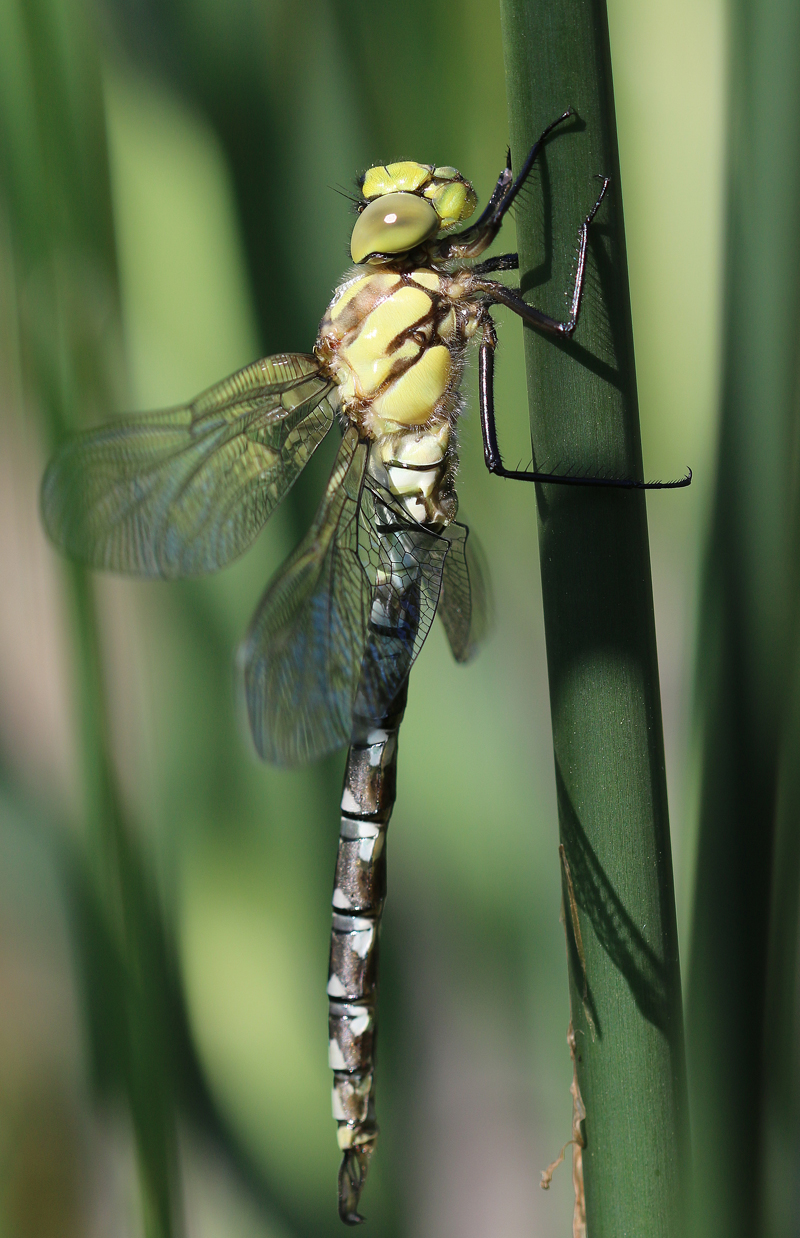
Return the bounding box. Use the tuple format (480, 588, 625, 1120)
(351, 161, 477, 264)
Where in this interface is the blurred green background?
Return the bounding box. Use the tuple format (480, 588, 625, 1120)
(0, 0, 723, 1234)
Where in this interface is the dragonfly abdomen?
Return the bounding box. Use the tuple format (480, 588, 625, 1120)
(329, 678, 407, 1224)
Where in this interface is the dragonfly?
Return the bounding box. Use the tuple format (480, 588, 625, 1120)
(41, 109, 690, 1225)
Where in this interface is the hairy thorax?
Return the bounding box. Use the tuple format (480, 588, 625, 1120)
(315, 265, 479, 526)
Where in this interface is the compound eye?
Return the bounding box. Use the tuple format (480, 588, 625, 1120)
(351, 192, 439, 264)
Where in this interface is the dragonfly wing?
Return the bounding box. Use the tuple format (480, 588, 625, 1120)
(352, 482, 450, 724)
(41, 353, 337, 577)
(437, 520, 492, 663)
(241, 428, 372, 766)
(240, 435, 453, 765)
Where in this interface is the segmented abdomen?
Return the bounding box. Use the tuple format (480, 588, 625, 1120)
(329, 668, 407, 1223)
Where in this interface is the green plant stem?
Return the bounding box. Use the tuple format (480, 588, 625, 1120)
(687, 0, 800, 1235)
(764, 625, 800, 1238)
(499, 2, 689, 1234)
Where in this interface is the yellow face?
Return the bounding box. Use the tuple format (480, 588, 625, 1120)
(350, 161, 477, 264)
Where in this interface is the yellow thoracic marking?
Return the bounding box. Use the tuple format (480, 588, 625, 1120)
(371, 345, 450, 425)
(437, 308, 456, 340)
(329, 272, 399, 322)
(357, 284, 431, 348)
(410, 269, 440, 291)
(329, 274, 377, 322)
(339, 284, 432, 395)
(338, 347, 393, 396)
(319, 270, 460, 437)
(393, 338, 420, 364)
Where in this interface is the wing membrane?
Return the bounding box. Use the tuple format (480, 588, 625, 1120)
(438, 521, 492, 663)
(352, 485, 448, 725)
(41, 353, 337, 577)
(241, 429, 371, 765)
(241, 433, 451, 766)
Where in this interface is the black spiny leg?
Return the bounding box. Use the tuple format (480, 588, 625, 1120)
(475, 176, 689, 489)
(472, 253, 520, 275)
(479, 146, 514, 221)
(433, 110, 577, 262)
(474, 177, 610, 339)
(478, 314, 691, 490)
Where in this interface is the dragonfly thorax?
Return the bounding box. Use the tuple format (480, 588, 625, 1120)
(317, 268, 463, 427)
(315, 265, 476, 525)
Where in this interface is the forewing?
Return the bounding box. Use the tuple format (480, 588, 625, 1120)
(41, 353, 337, 577)
(241, 439, 453, 766)
(437, 521, 492, 663)
(241, 429, 372, 766)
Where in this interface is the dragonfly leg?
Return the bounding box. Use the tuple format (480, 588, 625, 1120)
(477, 311, 692, 490)
(478, 314, 504, 476)
(432, 110, 577, 261)
(472, 176, 610, 339)
(486, 110, 580, 232)
(479, 145, 514, 222)
(471, 252, 519, 275)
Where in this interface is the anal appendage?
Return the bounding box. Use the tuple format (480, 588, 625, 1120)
(338, 1141, 376, 1225)
(334, 1064, 378, 1223)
